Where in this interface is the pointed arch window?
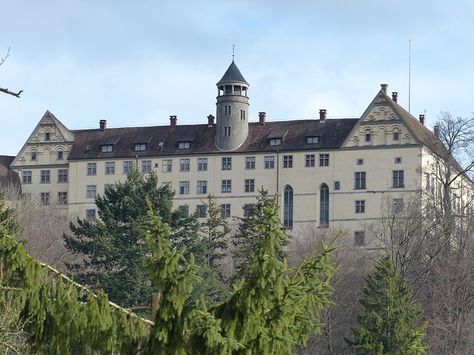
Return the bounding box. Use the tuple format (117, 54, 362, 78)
(320, 184, 329, 227)
(284, 185, 293, 229)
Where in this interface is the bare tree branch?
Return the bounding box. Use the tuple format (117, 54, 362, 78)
(0, 47, 10, 66)
(0, 47, 23, 98)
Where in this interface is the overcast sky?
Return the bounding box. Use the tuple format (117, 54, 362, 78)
(1, 0, 473, 156)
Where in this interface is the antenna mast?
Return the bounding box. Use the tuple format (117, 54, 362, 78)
(408, 38, 411, 114)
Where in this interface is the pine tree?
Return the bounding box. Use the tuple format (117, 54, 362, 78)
(64, 169, 202, 307)
(349, 255, 427, 354)
(214, 194, 335, 354)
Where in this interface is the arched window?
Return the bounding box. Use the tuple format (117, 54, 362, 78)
(364, 129, 372, 143)
(284, 185, 293, 229)
(320, 184, 329, 226)
(393, 127, 400, 142)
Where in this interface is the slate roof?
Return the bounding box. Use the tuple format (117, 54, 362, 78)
(217, 61, 248, 86)
(67, 118, 358, 160)
(0, 156, 20, 189)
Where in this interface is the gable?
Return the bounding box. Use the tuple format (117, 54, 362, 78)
(10, 111, 75, 168)
(342, 89, 417, 149)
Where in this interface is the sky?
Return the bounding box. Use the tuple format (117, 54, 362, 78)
(1, 0, 473, 156)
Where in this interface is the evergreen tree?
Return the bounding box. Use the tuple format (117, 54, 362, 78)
(201, 194, 228, 271)
(231, 189, 287, 281)
(349, 255, 427, 354)
(214, 194, 335, 354)
(64, 169, 201, 307)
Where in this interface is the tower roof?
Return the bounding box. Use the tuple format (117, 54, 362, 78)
(217, 60, 248, 86)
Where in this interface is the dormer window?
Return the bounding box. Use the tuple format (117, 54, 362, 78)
(101, 144, 113, 153)
(135, 143, 146, 151)
(306, 136, 319, 144)
(45, 132, 50, 141)
(269, 138, 282, 146)
(178, 141, 191, 150)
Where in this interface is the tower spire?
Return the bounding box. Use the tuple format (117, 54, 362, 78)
(232, 44, 235, 61)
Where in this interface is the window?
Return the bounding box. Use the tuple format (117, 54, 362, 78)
(355, 200, 366, 214)
(22, 171, 32, 184)
(243, 204, 254, 217)
(283, 155, 293, 168)
(365, 129, 372, 143)
(31, 152, 37, 161)
(57, 150, 63, 160)
(320, 184, 329, 226)
(354, 231, 365, 246)
(180, 159, 190, 172)
(87, 163, 97, 176)
(222, 157, 232, 170)
(86, 185, 97, 199)
(221, 204, 231, 219)
(284, 185, 294, 229)
(240, 110, 246, 121)
(334, 181, 340, 190)
(319, 154, 329, 167)
(393, 128, 400, 142)
(392, 170, 404, 188)
(86, 209, 96, 220)
(305, 154, 315, 167)
(264, 156, 275, 169)
(179, 181, 190, 195)
(224, 105, 231, 116)
(40, 192, 50, 205)
(394, 157, 402, 164)
(123, 161, 133, 175)
(58, 169, 68, 183)
(244, 179, 255, 193)
(356, 158, 364, 165)
(197, 180, 207, 194)
(245, 156, 256, 170)
(162, 159, 172, 173)
(392, 198, 404, 213)
(354, 172, 366, 189)
(141, 160, 152, 173)
(105, 162, 115, 175)
(40, 170, 50, 183)
(178, 141, 191, 149)
(306, 136, 319, 144)
(224, 126, 231, 137)
(196, 205, 207, 218)
(45, 132, 50, 141)
(101, 145, 113, 153)
(134, 143, 146, 151)
(424, 173, 430, 190)
(197, 158, 208, 171)
(269, 138, 282, 146)
(221, 179, 232, 193)
(58, 192, 68, 205)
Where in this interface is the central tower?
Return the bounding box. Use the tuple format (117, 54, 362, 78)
(215, 60, 249, 150)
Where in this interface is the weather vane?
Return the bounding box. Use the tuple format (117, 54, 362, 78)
(232, 44, 235, 61)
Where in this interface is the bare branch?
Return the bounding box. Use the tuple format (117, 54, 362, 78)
(0, 88, 22, 98)
(0, 47, 10, 66)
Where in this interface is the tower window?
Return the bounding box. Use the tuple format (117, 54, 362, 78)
(240, 110, 245, 121)
(224, 105, 232, 116)
(234, 86, 241, 95)
(224, 126, 231, 137)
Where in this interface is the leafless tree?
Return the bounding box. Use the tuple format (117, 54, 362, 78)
(0, 47, 23, 98)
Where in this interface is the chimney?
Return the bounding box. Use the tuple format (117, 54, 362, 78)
(392, 92, 398, 103)
(170, 115, 177, 127)
(319, 109, 327, 122)
(381, 83, 388, 94)
(434, 125, 440, 138)
(207, 114, 215, 126)
(258, 112, 266, 125)
(99, 119, 107, 130)
(419, 114, 425, 125)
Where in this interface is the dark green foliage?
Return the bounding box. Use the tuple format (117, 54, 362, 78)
(349, 255, 427, 354)
(0, 191, 19, 235)
(201, 194, 228, 271)
(143, 206, 241, 354)
(214, 194, 335, 354)
(64, 169, 200, 307)
(231, 189, 287, 281)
